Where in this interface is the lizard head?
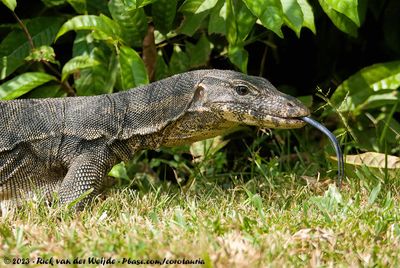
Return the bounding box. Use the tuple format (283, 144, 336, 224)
(190, 70, 310, 129)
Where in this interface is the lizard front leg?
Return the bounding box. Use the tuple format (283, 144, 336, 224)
(58, 151, 116, 210)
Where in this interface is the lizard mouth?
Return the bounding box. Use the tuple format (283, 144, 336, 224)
(209, 102, 309, 128)
(257, 114, 307, 129)
(244, 108, 308, 128)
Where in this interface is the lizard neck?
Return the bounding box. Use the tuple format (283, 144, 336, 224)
(160, 111, 238, 147)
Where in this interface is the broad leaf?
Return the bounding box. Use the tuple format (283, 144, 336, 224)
(154, 51, 169, 81)
(228, 45, 248, 73)
(323, 0, 360, 26)
(331, 152, 400, 180)
(61, 55, 100, 81)
(185, 35, 212, 68)
(179, 0, 218, 14)
(208, 0, 227, 35)
(226, 0, 255, 72)
(179, 10, 210, 36)
(0, 72, 56, 100)
(1, 0, 16, 10)
(331, 61, 400, 113)
(109, 162, 130, 180)
(25, 45, 57, 64)
(297, 0, 316, 34)
(73, 34, 118, 95)
(41, 0, 65, 7)
(56, 15, 121, 42)
(124, 0, 158, 9)
(67, 0, 87, 14)
(281, 0, 304, 37)
(152, 0, 178, 35)
(344, 153, 400, 169)
(169, 45, 190, 75)
(25, 84, 65, 98)
(86, 0, 109, 15)
(357, 92, 399, 111)
(108, 0, 147, 47)
(226, 0, 256, 44)
(0, 17, 65, 79)
(118, 46, 149, 90)
(318, 0, 358, 37)
(368, 183, 381, 205)
(72, 31, 93, 57)
(242, 0, 284, 38)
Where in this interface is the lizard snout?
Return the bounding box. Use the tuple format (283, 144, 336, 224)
(278, 95, 310, 118)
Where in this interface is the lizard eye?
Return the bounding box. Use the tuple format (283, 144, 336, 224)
(235, 85, 250, 95)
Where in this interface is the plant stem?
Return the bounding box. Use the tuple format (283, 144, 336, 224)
(12, 11, 76, 96)
(43, 61, 76, 96)
(12, 11, 34, 49)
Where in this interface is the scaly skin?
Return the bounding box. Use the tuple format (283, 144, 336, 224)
(0, 69, 309, 211)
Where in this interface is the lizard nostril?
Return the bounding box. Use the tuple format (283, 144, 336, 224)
(287, 102, 294, 107)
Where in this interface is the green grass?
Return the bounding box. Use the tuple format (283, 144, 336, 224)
(1, 133, 400, 267)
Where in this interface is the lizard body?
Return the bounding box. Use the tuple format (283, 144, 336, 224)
(0, 70, 309, 210)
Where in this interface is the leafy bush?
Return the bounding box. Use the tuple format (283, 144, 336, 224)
(0, 0, 399, 172)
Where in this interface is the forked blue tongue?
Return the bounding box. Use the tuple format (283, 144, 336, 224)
(301, 116, 344, 187)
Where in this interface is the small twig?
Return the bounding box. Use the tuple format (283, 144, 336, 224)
(259, 44, 268, 77)
(12, 11, 76, 96)
(42, 61, 76, 96)
(12, 11, 34, 49)
(315, 89, 358, 143)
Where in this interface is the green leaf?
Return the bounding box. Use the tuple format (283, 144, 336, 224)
(0, 72, 56, 100)
(25, 45, 57, 64)
(108, 0, 147, 47)
(118, 46, 149, 90)
(179, 0, 219, 14)
(25, 84, 65, 98)
(297, 0, 316, 34)
(368, 183, 381, 205)
(242, 0, 284, 37)
(228, 45, 248, 73)
(331, 61, 400, 113)
(318, 0, 358, 37)
(154, 51, 169, 81)
(73, 35, 118, 95)
(358, 92, 399, 111)
(281, 0, 304, 37)
(185, 35, 212, 68)
(179, 10, 210, 36)
(136, 0, 157, 8)
(323, 0, 360, 26)
(66, 0, 87, 14)
(178, 0, 219, 36)
(169, 45, 190, 75)
(109, 162, 130, 180)
(226, 0, 255, 72)
(0, 17, 65, 79)
(86, 0, 109, 14)
(56, 15, 121, 42)
(72, 31, 92, 57)
(152, 0, 178, 35)
(1, 0, 16, 10)
(190, 136, 229, 160)
(41, 0, 65, 7)
(124, 0, 157, 9)
(61, 55, 100, 81)
(208, 0, 227, 34)
(226, 0, 256, 45)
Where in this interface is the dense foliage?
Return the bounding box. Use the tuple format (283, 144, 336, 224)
(0, 0, 399, 178)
